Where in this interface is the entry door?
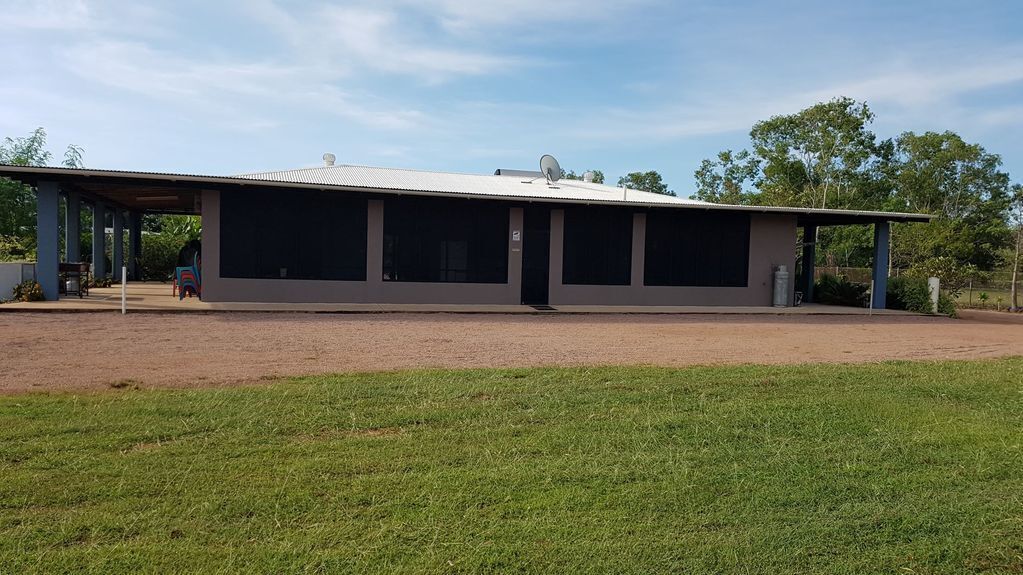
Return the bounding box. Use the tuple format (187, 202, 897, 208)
(520, 206, 551, 305)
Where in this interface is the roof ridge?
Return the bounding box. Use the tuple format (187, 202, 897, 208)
(237, 163, 506, 179)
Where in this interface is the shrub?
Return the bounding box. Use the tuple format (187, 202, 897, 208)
(814, 274, 869, 307)
(937, 293, 956, 317)
(886, 276, 956, 317)
(140, 233, 187, 281)
(0, 235, 34, 262)
(12, 280, 44, 302)
(89, 275, 113, 288)
(907, 256, 976, 298)
(887, 276, 930, 312)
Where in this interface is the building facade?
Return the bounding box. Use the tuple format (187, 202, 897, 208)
(0, 161, 931, 308)
(201, 188, 798, 306)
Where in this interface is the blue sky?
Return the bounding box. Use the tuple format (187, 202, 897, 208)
(2, 0, 1021, 197)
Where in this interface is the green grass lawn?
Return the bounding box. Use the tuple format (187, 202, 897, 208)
(3, 360, 1023, 574)
(956, 288, 1014, 308)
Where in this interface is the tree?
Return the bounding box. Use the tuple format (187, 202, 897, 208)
(890, 131, 1012, 271)
(750, 97, 878, 209)
(0, 128, 84, 261)
(1009, 183, 1023, 311)
(693, 98, 1017, 275)
(617, 171, 674, 196)
(562, 169, 605, 184)
(694, 149, 760, 204)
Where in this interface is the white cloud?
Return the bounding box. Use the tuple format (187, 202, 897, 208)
(241, 1, 524, 82)
(0, 0, 92, 30)
(801, 56, 1023, 110)
(3, 0, 535, 140)
(569, 50, 1023, 142)
(974, 106, 1023, 129)
(401, 0, 654, 32)
(55, 39, 428, 132)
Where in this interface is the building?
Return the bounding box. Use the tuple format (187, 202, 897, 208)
(0, 158, 930, 307)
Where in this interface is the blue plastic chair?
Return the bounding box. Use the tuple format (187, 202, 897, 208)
(175, 253, 201, 300)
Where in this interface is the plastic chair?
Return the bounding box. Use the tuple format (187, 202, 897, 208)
(176, 253, 201, 300)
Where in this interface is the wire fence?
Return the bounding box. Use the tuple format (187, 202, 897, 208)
(814, 267, 1018, 309)
(813, 267, 908, 284)
(959, 277, 1016, 309)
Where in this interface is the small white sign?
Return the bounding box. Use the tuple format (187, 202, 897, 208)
(512, 230, 521, 242)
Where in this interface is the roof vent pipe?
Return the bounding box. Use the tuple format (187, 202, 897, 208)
(583, 171, 595, 183)
(322, 153, 336, 167)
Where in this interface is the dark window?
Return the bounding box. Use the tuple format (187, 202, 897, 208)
(562, 206, 633, 285)
(220, 189, 367, 281)
(644, 210, 750, 287)
(383, 197, 508, 283)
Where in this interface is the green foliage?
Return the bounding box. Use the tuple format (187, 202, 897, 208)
(890, 132, 1012, 270)
(893, 131, 1010, 219)
(1007, 184, 1022, 310)
(813, 273, 869, 307)
(3, 361, 1023, 572)
(0, 127, 53, 166)
(143, 215, 202, 241)
(11, 280, 44, 302)
(906, 256, 976, 298)
(694, 149, 760, 204)
(750, 97, 878, 210)
(140, 233, 189, 281)
(816, 225, 873, 267)
(886, 276, 955, 317)
(886, 276, 929, 313)
(0, 235, 34, 262)
(937, 292, 956, 317)
(89, 275, 113, 288)
(617, 170, 674, 196)
(694, 99, 1017, 274)
(562, 169, 605, 184)
(0, 128, 84, 257)
(135, 215, 201, 280)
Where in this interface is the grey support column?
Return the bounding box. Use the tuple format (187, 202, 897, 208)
(36, 182, 60, 300)
(66, 190, 81, 262)
(801, 225, 816, 303)
(871, 221, 890, 309)
(199, 190, 220, 301)
(92, 202, 106, 279)
(112, 209, 124, 282)
(129, 211, 142, 280)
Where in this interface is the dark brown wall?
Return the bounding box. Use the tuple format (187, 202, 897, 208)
(201, 190, 797, 306)
(547, 211, 796, 306)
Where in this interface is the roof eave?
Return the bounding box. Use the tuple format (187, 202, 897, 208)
(0, 164, 933, 223)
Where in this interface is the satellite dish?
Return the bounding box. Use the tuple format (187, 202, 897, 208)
(539, 154, 561, 183)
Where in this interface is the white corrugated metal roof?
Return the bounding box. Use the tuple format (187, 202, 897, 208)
(0, 163, 935, 222)
(234, 164, 710, 207)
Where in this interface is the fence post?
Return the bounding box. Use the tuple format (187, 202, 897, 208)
(121, 265, 127, 315)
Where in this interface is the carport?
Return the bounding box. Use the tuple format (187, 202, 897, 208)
(3, 166, 204, 300)
(795, 211, 910, 309)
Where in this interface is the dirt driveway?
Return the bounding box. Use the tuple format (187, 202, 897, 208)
(1, 311, 1021, 393)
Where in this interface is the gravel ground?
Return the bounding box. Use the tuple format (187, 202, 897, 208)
(1, 311, 1021, 393)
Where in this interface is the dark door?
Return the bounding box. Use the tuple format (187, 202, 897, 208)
(520, 206, 551, 305)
